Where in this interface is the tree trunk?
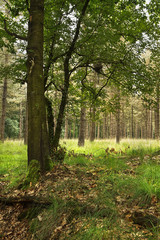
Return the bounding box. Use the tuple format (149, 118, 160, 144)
(90, 107, 96, 142)
(131, 105, 134, 138)
(19, 102, 23, 139)
(46, 97, 54, 157)
(64, 116, 68, 139)
(24, 99, 28, 145)
(121, 105, 125, 139)
(116, 88, 121, 143)
(110, 113, 114, 138)
(78, 107, 86, 146)
(27, 0, 49, 171)
(52, 0, 90, 148)
(97, 122, 100, 139)
(73, 120, 76, 138)
(0, 53, 8, 142)
(102, 114, 106, 139)
(85, 120, 89, 139)
(154, 84, 159, 139)
(150, 109, 153, 138)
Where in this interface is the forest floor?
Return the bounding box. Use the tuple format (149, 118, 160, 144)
(0, 140, 160, 239)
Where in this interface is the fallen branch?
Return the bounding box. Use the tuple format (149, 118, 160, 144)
(0, 195, 52, 205)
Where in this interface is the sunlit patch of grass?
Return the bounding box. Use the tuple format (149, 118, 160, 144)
(0, 140, 27, 188)
(109, 164, 160, 206)
(62, 139, 160, 163)
(136, 164, 160, 199)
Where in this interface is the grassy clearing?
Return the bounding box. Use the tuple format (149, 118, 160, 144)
(0, 140, 27, 188)
(0, 139, 160, 239)
(61, 138, 160, 156)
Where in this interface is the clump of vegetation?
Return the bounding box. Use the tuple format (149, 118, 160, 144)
(24, 160, 40, 186)
(52, 145, 66, 163)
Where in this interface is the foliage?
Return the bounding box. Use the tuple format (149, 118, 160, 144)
(25, 160, 40, 186)
(5, 117, 19, 139)
(52, 145, 67, 164)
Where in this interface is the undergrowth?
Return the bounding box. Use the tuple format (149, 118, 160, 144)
(0, 139, 160, 239)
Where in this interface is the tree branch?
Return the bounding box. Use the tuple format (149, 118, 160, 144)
(4, 19, 27, 41)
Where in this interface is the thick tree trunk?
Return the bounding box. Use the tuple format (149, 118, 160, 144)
(27, 0, 49, 171)
(0, 53, 8, 142)
(78, 107, 86, 146)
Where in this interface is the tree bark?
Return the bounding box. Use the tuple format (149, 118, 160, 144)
(97, 122, 100, 139)
(116, 88, 121, 143)
(78, 107, 86, 146)
(90, 107, 96, 142)
(24, 99, 28, 145)
(64, 116, 69, 139)
(19, 102, 23, 139)
(0, 53, 8, 142)
(154, 84, 159, 139)
(46, 97, 54, 157)
(102, 114, 106, 139)
(131, 105, 134, 138)
(27, 0, 49, 171)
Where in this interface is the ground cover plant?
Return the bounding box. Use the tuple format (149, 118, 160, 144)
(0, 139, 160, 239)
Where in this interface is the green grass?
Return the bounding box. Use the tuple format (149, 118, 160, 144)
(61, 138, 160, 156)
(0, 140, 27, 188)
(1, 139, 160, 239)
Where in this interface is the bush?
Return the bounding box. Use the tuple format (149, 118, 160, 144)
(5, 118, 19, 139)
(52, 145, 66, 163)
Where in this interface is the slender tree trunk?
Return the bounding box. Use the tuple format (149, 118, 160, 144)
(53, 0, 90, 148)
(19, 102, 23, 139)
(73, 120, 76, 138)
(85, 120, 89, 139)
(155, 84, 159, 139)
(131, 105, 134, 138)
(68, 122, 71, 138)
(150, 109, 153, 138)
(103, 114, 106, 139)
(46, 97, 54, 157)
(64, 116, 68, 139)
(97, 122, 100, 139)
(90, 107, 96, 142)
(78, 107, 86, 146)
(121, 105, 125, 139)
(0, 53, 8, 142)
(54, 90, 57, 133)
(110, 113, 114, 138)
(24, 99, 28, 145)
(27, 0, 49, 171)
(116, 88, 121, 143)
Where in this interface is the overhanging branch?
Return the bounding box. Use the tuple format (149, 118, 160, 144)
(4, 19, 27, 41)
